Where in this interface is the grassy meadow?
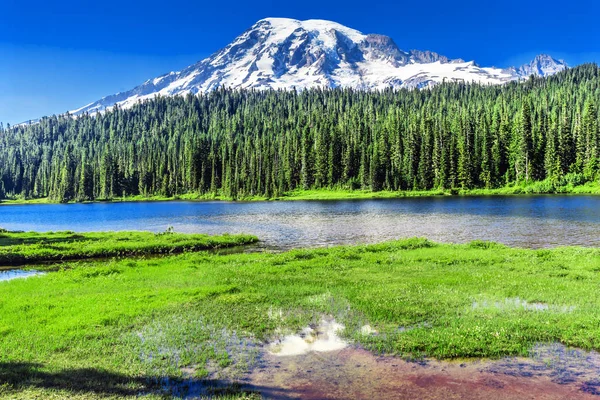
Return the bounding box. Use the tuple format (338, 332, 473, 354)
(1, 237, 600, 398)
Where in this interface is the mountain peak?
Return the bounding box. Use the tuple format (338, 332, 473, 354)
(67, 18, 570, 117)
(533, 53, 563, 62)
(518, 54, 568, 77)
(252, 17, 367, 45)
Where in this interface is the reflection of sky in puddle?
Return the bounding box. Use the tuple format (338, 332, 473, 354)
(2, 196, 600, 249)
(472, 297, 576, 313)
(252, 341, 600, 399)
(489, 343, 600, 389)
(269, 319, 347, 356)
(0, 269, 43, 282)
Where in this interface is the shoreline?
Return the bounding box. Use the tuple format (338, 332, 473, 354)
(2, 182, 600, 206)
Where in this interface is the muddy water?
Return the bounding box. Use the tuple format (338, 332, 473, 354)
(248, 346, 600, 399)
(233, 320, 600, 399)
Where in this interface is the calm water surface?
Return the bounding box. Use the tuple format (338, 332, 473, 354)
(1, 196, 600, 249)
(0, 269, 43, 282)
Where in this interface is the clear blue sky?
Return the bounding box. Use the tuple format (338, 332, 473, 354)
(2, 0, 599, 124)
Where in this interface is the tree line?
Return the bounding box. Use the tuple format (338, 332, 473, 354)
(1, 64, 599, 202)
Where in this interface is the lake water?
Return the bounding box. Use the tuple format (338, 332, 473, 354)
(1, 196, 600, 249)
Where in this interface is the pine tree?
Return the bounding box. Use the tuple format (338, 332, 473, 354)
(583, 100, 599, 179)
(518, 101, 533, 183)
(418, 116, 434, 190)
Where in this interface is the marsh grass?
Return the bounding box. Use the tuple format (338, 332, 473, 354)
(0, 230, 258, 267)
(3, 237, 600, 397)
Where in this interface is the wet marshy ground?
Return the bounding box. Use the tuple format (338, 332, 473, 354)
(248, 344, 600, 399)
(158, 319, 600, 399)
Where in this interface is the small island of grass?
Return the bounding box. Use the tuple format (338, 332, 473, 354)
(0, 229, 258, 267)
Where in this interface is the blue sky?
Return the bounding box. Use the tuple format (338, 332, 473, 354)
(2, 0, 600, 124)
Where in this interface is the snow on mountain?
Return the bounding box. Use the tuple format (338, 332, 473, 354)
(515, 54, 568, 77)
(70, 18, 568, 116)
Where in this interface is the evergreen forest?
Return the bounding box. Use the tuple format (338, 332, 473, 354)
(1, 64, 599, 202)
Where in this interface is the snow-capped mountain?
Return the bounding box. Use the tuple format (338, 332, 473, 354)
(515, 54, 568, 77)
(71, 18, 568, 116)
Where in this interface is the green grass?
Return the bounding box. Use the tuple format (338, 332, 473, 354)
(0, 230, 258, 267)
(2, 237, 600, 398)
(461, 180, 600, 196)
(275, 188, 448, 200)
(278, 180, 600, 199)
(0, 192, 270, 205)
(0, 197, 53, 205)
(4, 179, 600, 205)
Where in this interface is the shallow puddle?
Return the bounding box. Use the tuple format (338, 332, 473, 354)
(489, 343, 600, 392)
(154, 319, 600, 399)
(152, 318, 600, 400)
(248, 345, 600, 399)
(472, 297, 575, 313)
(0, 269, 43, 282)
(268, 319, 348, 356)
(244, 322, 600, 400)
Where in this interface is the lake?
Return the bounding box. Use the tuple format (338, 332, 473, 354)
(1, 196, 600, 249)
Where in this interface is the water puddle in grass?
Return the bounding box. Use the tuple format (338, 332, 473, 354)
(488, 343, 600, 392)
(0, 269, 44, 282)
(472, 297, 576, 313)
(151, 317, 600, 399)
(359, 324, 377, 335)
(248, 344, 600, 399)
(154, 342, 600, 399)
(268, 319, 348, 356)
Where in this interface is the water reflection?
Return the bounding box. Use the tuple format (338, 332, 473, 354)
(0, 270, 43, 282)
